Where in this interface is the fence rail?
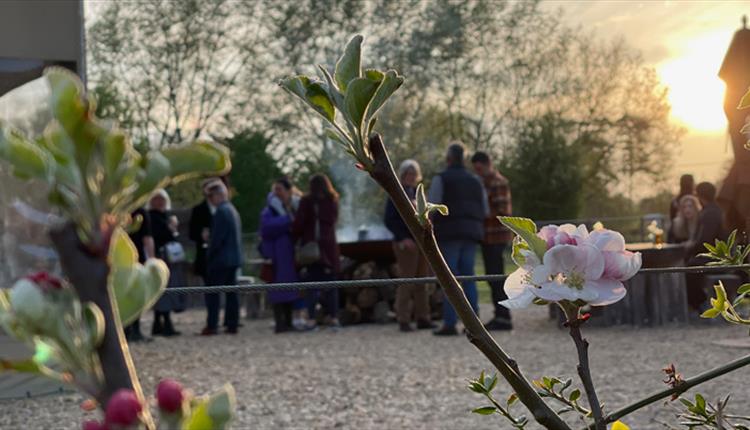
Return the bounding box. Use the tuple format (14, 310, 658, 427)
(163, 264, 750, 295)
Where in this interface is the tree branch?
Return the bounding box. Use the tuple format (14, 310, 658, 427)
(582, 353, 750, 429)
(563, 305, 605, 430)
(49, 223, 155, 430)
(367, 134, 570, 430)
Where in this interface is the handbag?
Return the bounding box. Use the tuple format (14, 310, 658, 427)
(162, 241, 186, 264)
(295, 203, 321, 266)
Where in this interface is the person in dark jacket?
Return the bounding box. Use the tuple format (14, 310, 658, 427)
(260, 178, 310, 333)
(384, 159, 434, 332)
(428, 142, 489, 336)
(686, 182, 727, 310)
(201, 182, 243, 335)
(292, 174, 341, 328)
(124, 207, 155, 342)
(148, 189, 186, 337)
(189, 178, 223, 282)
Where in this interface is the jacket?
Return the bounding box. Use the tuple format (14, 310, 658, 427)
(206, 201, 243, 272)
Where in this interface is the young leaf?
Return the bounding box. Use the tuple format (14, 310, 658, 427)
(471, 406, 497, 415)
(611, 421, 630, 430)
(334, 35, 363, 92)
(344, 77, 380, 134)
(160, 141, 231, 183)
(364, 70, 404, 128)
(498, 216, 547, 260)
(738, 283, 750, 295)
(568, 389, 581, 402)
(0, 128, 54, 180)
(738, 86, 750, 109)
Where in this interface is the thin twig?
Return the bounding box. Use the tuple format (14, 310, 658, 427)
(367, 134, 571, 430)
(581, 353, 750, 429)
(563, 304, 605, 430)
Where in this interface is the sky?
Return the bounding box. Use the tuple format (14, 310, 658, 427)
(544, 0, 748, 194)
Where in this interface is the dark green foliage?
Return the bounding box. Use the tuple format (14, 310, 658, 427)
(226, 131, 282, 232)
(501, 115, 583, 221)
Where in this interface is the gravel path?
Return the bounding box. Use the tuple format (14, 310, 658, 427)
(2, 304, 749, 429)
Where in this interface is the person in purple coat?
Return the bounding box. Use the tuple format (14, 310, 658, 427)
(260, 178, 311, 333)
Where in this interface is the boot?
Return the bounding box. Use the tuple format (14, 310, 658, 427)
(151, 312, 164, 336)
(162, 312, 181, 337)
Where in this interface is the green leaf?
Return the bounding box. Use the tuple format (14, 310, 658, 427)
(498, 217, 547, 261)
(334, 35, 363, 92)
(471, 406, 497, 415)
(468, 381, 485, 394)
(205, 384, 235, 429)
(0, 358, 45, 374)
(679, 398, 694, 409)
(700, 307, 721, 319)
(738, 283, 750, 295)
(738, 87, 750, 109)
(486, 374, 498, 392)
(694, 393, 706, 413)
(109, 228, 169, 325)
(569, 389, 581, 402)
(0, 128, 54, 180)
(184, 401, 214, 430)
(306, 81, 336, 123)
(344, 77, 379, 134)
(160, 141, 231, 184)
(507, 393, 518, 407)
(363, 69, 404, 129)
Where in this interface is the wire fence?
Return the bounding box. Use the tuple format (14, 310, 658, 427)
(163, 264, 750, 295)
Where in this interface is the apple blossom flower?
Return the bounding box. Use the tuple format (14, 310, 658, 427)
(502, 225, 641, 309)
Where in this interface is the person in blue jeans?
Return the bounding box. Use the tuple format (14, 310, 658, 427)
(428, 142, 489, 336)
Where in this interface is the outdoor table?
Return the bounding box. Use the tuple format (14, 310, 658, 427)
(588, 242, 689, 327)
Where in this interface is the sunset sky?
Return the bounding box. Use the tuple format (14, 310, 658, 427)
(546, 1, 747, 193)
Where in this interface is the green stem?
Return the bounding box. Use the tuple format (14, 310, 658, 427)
(367, 134, 570, 430)
(581, 353, 750, 429)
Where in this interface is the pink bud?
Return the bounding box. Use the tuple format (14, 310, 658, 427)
(156, 379, 184, 413)
(105, 389, 142, 426)
(354, 163, 365, 171)
(82, 420, 107, 430)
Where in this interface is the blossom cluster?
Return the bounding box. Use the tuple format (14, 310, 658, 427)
(502, 224, 642, 308)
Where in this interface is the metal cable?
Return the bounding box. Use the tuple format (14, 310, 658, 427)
(162, 264, 750, 295)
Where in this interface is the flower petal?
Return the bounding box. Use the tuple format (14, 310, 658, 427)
(603, 251, 642, 281)
(588, 230, 626, 252)
(587, 278, 627, 306)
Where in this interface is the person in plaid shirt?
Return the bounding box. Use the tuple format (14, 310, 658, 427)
(471, 151, 513, 331)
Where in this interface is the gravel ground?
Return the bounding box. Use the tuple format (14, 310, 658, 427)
(2, 303, 749, 430)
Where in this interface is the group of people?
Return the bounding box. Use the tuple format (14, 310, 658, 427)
(125, 179, 243, 341)
(667, 174, 728, 311)
(261, 141, 515, 336)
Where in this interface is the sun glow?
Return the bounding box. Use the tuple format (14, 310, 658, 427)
(657, 30, 731, 133)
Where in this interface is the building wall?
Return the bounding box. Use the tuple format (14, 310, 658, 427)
(0, 0, 83, 65)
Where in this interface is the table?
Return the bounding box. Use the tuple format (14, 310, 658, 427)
(588, 242, 688, 326)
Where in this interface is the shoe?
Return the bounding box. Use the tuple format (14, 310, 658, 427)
(274, 325, 292, 334)
(128, 332, 153, 343)
(162, 329, 182, 337)
(151, 323, 163, 336)
(483, 318, 513, 331)
(399, 322, 414, 332)
(433, 326, 459, 336)
(416, 320, 437, 330)
(225, 327, 238, 335)
(199, 327, 218, 336)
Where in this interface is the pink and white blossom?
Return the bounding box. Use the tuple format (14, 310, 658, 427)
(501, 224, 641, 309)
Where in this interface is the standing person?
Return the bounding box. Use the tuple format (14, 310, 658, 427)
(471, 151, 513, 331)
(292, 174, 341, 328)
(189, 178, 222, 284)
(201, 182, 243, 335)
(384, 160, 434, 332)
(428, 142, 489, 336)
(124, 207, 155, 342)
(259, 177, 310, 333)
(685, 182, 726, 311)
(670, 174, 695, 221)
(148, 189, 186, 337)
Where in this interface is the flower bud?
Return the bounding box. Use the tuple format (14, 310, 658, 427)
(27, 271, 63, 292)
(105, 389, 143, 426)
(9, 278, 48, 323)
(156, 379, 184, 413)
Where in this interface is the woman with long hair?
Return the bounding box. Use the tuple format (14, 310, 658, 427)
(668, 194, 702, 247)
(292, 174, 341, 328)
